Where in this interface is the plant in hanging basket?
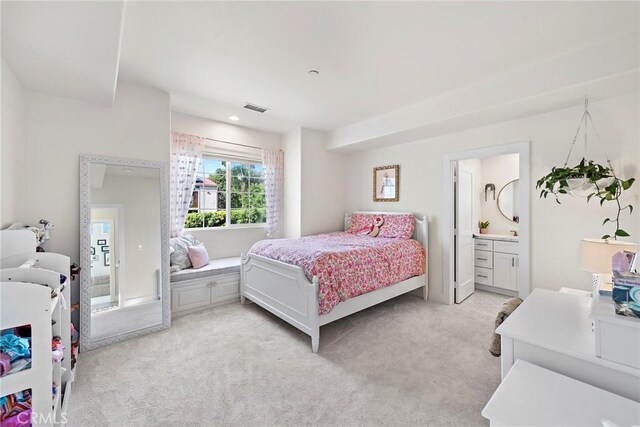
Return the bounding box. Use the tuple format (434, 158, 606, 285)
(536, 158, 634, 239)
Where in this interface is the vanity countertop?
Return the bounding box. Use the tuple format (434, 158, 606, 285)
(474, 233, 519, 242)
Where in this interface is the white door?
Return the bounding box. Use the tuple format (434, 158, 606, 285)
(494, 253, 518, 291)
(455, 162, 475, 303)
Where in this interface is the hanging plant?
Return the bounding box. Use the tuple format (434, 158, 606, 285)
(537, 159, 634, 239)
(536, 99, 635, 240)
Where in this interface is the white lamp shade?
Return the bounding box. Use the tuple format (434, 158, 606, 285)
(579, 239, 637, 273)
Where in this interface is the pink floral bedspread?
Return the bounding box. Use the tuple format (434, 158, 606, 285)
(249, 232, 426, 315)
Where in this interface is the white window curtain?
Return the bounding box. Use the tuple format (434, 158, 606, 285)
(170, 132, 205, 237)
(262, 149, 284, 238)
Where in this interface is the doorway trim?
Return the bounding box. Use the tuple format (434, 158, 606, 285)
(91, 204, 126, 307)
(442, 141, 531, 305)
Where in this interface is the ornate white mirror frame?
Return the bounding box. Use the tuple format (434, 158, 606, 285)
(79, 154, 171, 352)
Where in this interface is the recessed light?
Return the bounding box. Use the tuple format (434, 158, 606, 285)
(229, 115, 240, 121)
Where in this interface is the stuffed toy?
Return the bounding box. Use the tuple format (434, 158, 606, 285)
(355, 216, 384, 237)
(26, 219, 54, 245)
(369, 216, 384, 237)
(39, 219, 53, 241)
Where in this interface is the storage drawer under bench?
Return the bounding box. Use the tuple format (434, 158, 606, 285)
(171, 272, 240, 316)
(170, 257, 241, 317)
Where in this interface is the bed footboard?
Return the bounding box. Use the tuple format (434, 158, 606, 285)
(241, 253, 321, 352)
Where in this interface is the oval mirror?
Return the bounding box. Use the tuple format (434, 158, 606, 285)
(497, 179, 520, 223)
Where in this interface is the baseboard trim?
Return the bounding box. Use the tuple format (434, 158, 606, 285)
(476, 284, 519, 298)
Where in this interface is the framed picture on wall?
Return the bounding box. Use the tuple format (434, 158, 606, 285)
(373, 165, 399, 202)
(104, 252, 110, 267)
(101, 246, 109, 253)
(91, 254, 99, 262)
(97, 239, 107, 245)
(91, 247, 95, 255)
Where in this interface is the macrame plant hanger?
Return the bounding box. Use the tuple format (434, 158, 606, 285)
(562, 98, 616, 197)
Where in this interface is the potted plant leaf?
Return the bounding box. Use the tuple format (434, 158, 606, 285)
(536, 158, 634, 239)
(479, 220, 490, 234)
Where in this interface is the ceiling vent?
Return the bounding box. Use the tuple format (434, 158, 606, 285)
(243, 103, 269, 113)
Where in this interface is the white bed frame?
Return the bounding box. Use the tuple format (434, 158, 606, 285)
(240, 212, 428, 353)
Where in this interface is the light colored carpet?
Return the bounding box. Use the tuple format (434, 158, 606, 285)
(69, 290, 507, 427)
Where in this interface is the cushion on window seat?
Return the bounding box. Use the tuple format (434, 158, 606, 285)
(169, 256, 241, 283)
(169, 234, 200, 271)
(187, 244, 210, 269)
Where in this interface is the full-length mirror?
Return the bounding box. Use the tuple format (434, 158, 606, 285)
(80, 155, 170, 351)
(497, 179, 520, 223)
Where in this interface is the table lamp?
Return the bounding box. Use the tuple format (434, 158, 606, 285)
(580, 239, 637, 294)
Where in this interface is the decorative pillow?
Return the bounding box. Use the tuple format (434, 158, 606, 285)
(187, 244, 210, 269)
(169, 234, 200, 270)
(346, 213, 377, 234)
(377, 214, 415, 239)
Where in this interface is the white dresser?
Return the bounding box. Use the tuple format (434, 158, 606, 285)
(474, 235, 519, 294)
(497, 289, 640, 402)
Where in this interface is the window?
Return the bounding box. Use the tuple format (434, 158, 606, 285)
(184, 157, 266, 228)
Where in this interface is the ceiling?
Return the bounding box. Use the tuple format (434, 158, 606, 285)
(1, 1, 124, 106)
(118, 1, 639, 131)
(104, 164, 160, 178)
(3, 2, 639, 134)
(90, 163, 159, 189)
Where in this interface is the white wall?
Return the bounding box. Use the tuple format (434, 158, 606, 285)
(480, 154, 520, 235)
(171, 111, 284, 258)
(300, 129, 347, 236)
(344, 94, 639, 299)
(171, 111, 281, 153)
(282, 128, 348, 238)
(23, 81, 170, 261)
(283, 129, 302, 238)
(1, 59, 26, 228)
(92, 174, 162, 303)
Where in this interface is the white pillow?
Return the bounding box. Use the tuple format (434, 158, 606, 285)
(169, 234, 200, 270)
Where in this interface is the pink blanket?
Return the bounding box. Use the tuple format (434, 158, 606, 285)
(249, 232, 426, 315)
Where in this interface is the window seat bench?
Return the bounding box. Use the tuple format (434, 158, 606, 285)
(170, 256, 241, 316)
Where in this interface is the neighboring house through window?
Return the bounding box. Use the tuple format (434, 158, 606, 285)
(184, 157, 266, 228)
(190, 177, 218, 211)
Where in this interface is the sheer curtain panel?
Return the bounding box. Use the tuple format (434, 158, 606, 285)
(262, 149, 284, 237)
(170, 132, 205, 237)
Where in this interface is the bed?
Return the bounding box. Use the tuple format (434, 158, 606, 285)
(240, 211, 428, 353)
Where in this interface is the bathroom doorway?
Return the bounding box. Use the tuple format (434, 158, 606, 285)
(442, 142, 531, 305)
(90, 206, 123, 312)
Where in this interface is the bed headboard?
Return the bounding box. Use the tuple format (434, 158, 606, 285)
(344, 211, 428, 250)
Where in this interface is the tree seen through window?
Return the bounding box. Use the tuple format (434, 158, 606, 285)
(184, 158, 266, 228)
